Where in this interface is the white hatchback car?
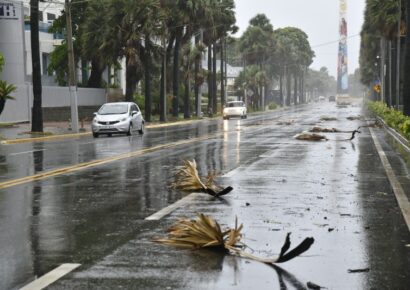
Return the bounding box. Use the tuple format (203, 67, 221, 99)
(92, 102, 144, 137)
(223, 101, 247, 120)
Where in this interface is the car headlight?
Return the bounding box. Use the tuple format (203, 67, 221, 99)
(120, 117, 128, 122)
(93, 118, 98, 123)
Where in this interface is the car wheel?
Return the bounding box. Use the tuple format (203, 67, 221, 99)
(92, 132, 99, 138)
(126, 124, 132, 136)
(244, 114, 247, 119)
(138, 122, 144, 135)
(108, 133, 112, 137)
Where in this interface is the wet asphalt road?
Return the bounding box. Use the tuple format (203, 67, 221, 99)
(1, 102, 410, 290)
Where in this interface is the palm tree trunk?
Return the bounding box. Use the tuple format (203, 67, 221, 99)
(212, 43, 217, 114)
(286, 69, 291, 106)
(207, 45, 212, 115)
(403, 0, 410, 115)
(88, 58, 104, 88)
(194, 34, 200, 117)
(125, 55, 136, 102)
(184, 77, 190, 119)
(294, 75, 298, 105)
(160, 52, 166, 121)
(172, 27, 183, 117)
(279, 71, 283, 106)
(30, 0, 43, 132)
(220, 39, 225, 113)
(144, 38, 152, 122)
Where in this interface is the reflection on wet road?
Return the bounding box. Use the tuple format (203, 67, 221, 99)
(1, 103, 409, 289)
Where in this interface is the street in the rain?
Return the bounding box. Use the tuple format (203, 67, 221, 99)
(1, 102, 409, 289)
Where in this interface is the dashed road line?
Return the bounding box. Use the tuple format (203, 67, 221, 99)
(145, 193, 202, 220)
(370, 127, 410, 231)
(20, 263, 81, 290)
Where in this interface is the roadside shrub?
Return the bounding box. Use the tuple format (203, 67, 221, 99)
(368, 101, 410, 140)
(268, 102, 278, 110)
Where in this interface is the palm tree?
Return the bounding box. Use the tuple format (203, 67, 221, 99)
(0, 80, 16, 116)
(30, 0, 43, 132)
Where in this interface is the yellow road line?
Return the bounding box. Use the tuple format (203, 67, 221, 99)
(0, 120, 203, 145)
(0, 134, 218, 190)
(1, 132, 91, 145)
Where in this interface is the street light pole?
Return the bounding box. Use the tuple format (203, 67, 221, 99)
(65, 0, 79, 133)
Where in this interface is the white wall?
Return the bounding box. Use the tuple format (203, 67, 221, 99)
(0, 0, 26, 84)
(0, 85, 107, 123)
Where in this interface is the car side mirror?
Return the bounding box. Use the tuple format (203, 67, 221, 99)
(93, 112, 97, 116)
(132, 110, 138, 116)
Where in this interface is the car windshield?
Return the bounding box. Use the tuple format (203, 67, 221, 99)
(227, 102, 243, 108)
(98, 104, 128, 115)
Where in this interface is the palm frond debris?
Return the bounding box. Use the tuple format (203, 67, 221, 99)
(154, 214, 314, 265)
(171, 159, 232, 197)
(295, 133, 328, 141)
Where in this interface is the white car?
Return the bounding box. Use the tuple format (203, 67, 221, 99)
(223, 101, 247, 120)
(92, 102, 144, 137)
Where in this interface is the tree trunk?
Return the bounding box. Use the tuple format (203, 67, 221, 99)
(220, 39, 225, 113)
(279, 71, 283, 106)
(144, 38, 152, 122)
(194, 34, 200, 117)
(125, 55, 136, 102)
(87, 58, 104, 88)
(403, 0, 410, 115)
(81, 59, 88, 86)
(30, 0, 43, 132)
(212, 43, 217, 114)
(294, 75, 298, 105)
(286, 69, 291, 106)
(160, 52, 166, 122)
(207, 45, 213, 115)
(184, 77, 190, 119)
(0, 99, 5, 116)
(391, 39, 397, 107)
(172, 27, 183, 117)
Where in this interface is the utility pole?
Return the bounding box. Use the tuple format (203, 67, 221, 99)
(65, 0, 79, 133)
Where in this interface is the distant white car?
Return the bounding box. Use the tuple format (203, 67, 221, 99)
(319, 96, 325, 101)
(223, 101, 247, 120)
(92, 102, 144, 137)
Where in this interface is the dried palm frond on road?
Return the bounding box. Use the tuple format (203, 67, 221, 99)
(309, 127, 340, 133)
(171, 159, 232, 197)
(154, 214, 314, 265)
(295, 133, 328, 141)
(320, 116, 338, 121)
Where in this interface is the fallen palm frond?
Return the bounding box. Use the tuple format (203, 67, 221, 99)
(277, 120, 295, 125)
(171, 159, 233, 197)
(154, 214, 314, 265)
(295, 133, 327, 141)
(347, 116, 362, 121)
(309, 127, 340, 133)
(320, 116, 338, 121)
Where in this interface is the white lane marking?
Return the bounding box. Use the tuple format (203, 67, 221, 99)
(9, 149, 46, 156)
(370, 128, 410, 231)
(145, 192, 203, 220)
(20, 263, 81, 290)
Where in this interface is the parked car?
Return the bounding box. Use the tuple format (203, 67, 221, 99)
(223, 101, 247, 120)
(92, 102, 144, 137)
(329, 95, 336, 102)
(319, 96, 325, 101)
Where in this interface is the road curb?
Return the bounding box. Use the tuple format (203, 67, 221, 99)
(1, 132, 91, 145)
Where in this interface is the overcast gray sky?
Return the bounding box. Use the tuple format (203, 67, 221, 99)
(234, 0, 366, 77)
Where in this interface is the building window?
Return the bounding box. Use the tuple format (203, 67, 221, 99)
(47, 13, 55, 22)
(42, 53, 48, 75)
